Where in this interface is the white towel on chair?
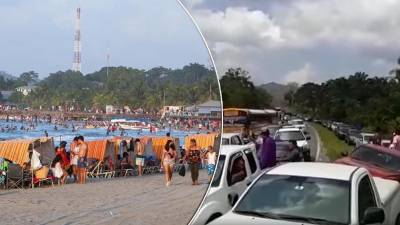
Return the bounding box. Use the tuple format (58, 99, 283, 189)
(52, 162, 63, 178)
(31, 149, 42, 170)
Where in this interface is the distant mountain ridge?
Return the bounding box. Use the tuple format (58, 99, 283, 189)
(259, 82, 297, 107)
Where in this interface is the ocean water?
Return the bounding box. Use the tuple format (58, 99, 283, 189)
(0, 121, 200, 148)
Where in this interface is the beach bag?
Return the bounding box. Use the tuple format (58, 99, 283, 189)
(178, 164, 186, 177)
(35, 166, 49, 179)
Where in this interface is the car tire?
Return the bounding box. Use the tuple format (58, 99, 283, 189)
(206, 213, 223, 224)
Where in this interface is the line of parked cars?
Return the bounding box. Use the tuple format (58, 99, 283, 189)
(192, 143, 400, 225)
(221, 118, 312, 162)
(317, 120, 389, 147)
(192, 117, 400, 224)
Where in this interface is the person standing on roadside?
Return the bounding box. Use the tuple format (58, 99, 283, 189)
(77, 136, 88, 184)
(186, 139, 201, 185)
(260, 129, 276, 169)
(390, 129, 400, 151)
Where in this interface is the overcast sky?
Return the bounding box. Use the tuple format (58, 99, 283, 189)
(0, 0, 211, 78)
(181, 0, 400, 84)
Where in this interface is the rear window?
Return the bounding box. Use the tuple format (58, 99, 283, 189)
(211, 155, 226, 187)
(291, 120, 304, 125)
(351, 146, 400, 171)
(275, 131, 305, 141)
(221, 138, 229, 145)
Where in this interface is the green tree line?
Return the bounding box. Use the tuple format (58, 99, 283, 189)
(220, 68, 272, 108)
(4, 63, 219, 112)
(288, 64, 400, 133)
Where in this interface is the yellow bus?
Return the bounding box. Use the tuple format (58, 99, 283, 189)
(223, 108, 278, 134)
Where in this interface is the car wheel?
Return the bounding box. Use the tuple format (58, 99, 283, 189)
(206, 213, 223, 224)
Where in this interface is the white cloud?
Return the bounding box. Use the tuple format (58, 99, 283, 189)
(193, 7, 283, 49)
(283, 63, 318, 84)
(186, 0, 400, 84)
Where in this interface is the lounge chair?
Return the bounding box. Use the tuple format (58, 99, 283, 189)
(97, 161, 116, 178)
(6, 164, 24, 189)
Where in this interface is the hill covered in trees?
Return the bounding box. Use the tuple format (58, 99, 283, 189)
(289, 70, 400, 133)
(5, 63, 219, 111)
(220, 68, 272, 109)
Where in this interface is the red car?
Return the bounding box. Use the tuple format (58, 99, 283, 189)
(335, 144, 400, 182)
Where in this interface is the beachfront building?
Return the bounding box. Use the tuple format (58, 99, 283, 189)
(106, 105, 115, 114)
(186, 100, 221, 117)
(15, 85, 37, 96)
(162, 105, 184, 117)
(0, 91, 14, 101)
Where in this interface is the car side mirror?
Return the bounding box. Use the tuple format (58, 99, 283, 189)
(228, 192, 239, 207)
(341, 151, 349, 157)
(361, 207, 385, 224)
(306, 136, 311, 140)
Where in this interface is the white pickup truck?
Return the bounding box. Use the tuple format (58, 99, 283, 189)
(190, 145, 261, 225)
(209, 162, 400, 225)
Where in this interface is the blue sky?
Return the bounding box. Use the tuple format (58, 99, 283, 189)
(182, 0, 400, 84)
(0, 0, 211, 78)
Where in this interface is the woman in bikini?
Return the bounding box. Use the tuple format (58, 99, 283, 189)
(162, 140, 177, 186)
(70, 137, 80, 183)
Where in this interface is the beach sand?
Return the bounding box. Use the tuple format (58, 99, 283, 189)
(0, 170, 208, 225)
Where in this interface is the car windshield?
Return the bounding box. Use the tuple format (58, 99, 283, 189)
(275, 131, 304, 141)
(291, 120, 304, 125)
(211, 155, 226, 187)
(363, 135, 375, 142)
(351, 146, 400, 171)
(234, 175, 350, 225)
(349, 130, 359, 136)
(221, 138, 229, 145)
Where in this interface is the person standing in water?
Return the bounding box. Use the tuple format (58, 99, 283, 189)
(186, 139, 201, 185)
(135, 138, 145, 176)
(162, 140, 177, 186)
(77, 136, 88, 184)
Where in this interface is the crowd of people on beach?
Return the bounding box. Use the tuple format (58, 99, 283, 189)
(1, 134, 217, 188)
(161, 138, 216, 186)
(49, 136, 88, 185)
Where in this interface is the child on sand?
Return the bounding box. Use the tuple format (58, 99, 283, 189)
(205, 146, 216, 183)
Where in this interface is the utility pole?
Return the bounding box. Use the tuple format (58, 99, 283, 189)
(209, 83, 212, 100)
(72, 7, 82, 72)
(106, 48, 110, 79)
